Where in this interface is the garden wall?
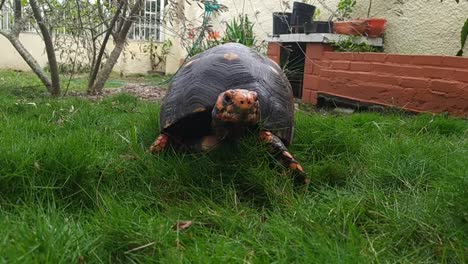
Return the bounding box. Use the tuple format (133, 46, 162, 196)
(0, 33, 160, 75)
(268, 43, 468, 117)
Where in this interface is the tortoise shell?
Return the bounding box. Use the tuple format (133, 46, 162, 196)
(160, 43, 295, 145)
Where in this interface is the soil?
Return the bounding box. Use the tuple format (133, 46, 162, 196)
(68, 83, 167, 101)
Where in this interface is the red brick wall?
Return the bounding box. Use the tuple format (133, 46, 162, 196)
(269, 43, 468, 116)
(267, 43, 281, 65)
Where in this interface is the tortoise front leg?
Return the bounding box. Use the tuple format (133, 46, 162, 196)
(260, 131, 310, 185)
(149, 133, 170, 153)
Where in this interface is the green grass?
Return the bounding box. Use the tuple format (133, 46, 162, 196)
(0, 73, 467, 263)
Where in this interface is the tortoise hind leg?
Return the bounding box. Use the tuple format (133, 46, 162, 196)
(149, 134, 220, 153)
(149, 133, 170, 153)
(260, 130, 310, 185)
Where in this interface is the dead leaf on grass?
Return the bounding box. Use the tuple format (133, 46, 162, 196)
(34, 161, 40, 172)
(172, 220, 193, 231)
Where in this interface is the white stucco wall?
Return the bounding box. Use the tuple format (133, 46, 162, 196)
(348, 0, 468, 56)
(0, 33, 160, 74)
(0, 33, 48, 70)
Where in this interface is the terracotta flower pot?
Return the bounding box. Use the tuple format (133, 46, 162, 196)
(333, 19, 368, 36)
(365, 18, 387, 37)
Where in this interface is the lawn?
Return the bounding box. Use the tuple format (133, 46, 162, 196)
(0, 70, 467, 263)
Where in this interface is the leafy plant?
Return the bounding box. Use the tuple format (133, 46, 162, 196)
(314, 8, 321, 20)
(222, 14, 257, 47)
(456, 18, 468, 56)
(331, 36, 382, 52)
(143, 39, 173, 72)
(185, 29, 222, 57)
(337, 0, 356, 20)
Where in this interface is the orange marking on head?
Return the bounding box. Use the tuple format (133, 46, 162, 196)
(214, 89, 259, 124)
(230, 89, 258, 110)
(216, 100, 223, 111)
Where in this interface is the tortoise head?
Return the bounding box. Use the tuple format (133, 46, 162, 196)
(212, 89, 259, 125)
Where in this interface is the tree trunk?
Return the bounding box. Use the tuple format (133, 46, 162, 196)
(88, 0, 143, 94)
(0, 0, 56, 94)
(0, 32, 53, 92)
(29, 0, 61, 96)
(89, 40, 126, 94)
(87, 0, 124, 94)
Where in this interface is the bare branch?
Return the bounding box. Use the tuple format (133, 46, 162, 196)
(29, 0, 61, 96)
(0, 0, 6, 11)
(11, 0, 23, 36)
(96, 0, 110, 29)
(87, 0, 125, 91)
(118, 0, 143, 40)
(0, 31, 53, 93)
(89, 0, 144, 94)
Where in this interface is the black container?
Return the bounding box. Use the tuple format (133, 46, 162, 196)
(273, 12, 292, 35)
(290, 2, 316, 27)
(304, 21, 333, 34)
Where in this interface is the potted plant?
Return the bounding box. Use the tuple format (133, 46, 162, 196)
(363, 0, 387, 37)
(334, 19, 368, 36)
(365, 18, 387, 37)
(273, 12, 292, 35)
(332, 0, 387, 37)
(333, 0, 368, 36)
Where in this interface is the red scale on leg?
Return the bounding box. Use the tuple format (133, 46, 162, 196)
(260, 131, 273, 143)
(260, 131, 310, 185)
(149, 134, 169, 153)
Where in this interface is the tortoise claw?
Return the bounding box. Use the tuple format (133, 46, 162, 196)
(285, 152, 310, 185)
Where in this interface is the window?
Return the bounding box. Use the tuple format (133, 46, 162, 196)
(0, 0, 164, 40)
(128, 0, 164, 42)
(0, 1, 13, 31)
(0, 0, 45, 33)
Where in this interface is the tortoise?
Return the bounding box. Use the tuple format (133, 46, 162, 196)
(149, 43, 308, 184)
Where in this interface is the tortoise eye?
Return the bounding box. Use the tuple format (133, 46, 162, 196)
(223, 94, 232, 103)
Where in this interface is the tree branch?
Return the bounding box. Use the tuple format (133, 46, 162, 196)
(11, 0, 23, 36)
(90, 0, 144, 94)
(0, 0, 55, 93)
(0, 30, 53, 92)
(87, 0, 125, 92)
(118, 0, 143, 40)
(0, 0, 7, 11)
(29, 0, 61, 96)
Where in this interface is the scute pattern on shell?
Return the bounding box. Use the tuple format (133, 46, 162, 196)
(160, 43, 295, 145)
